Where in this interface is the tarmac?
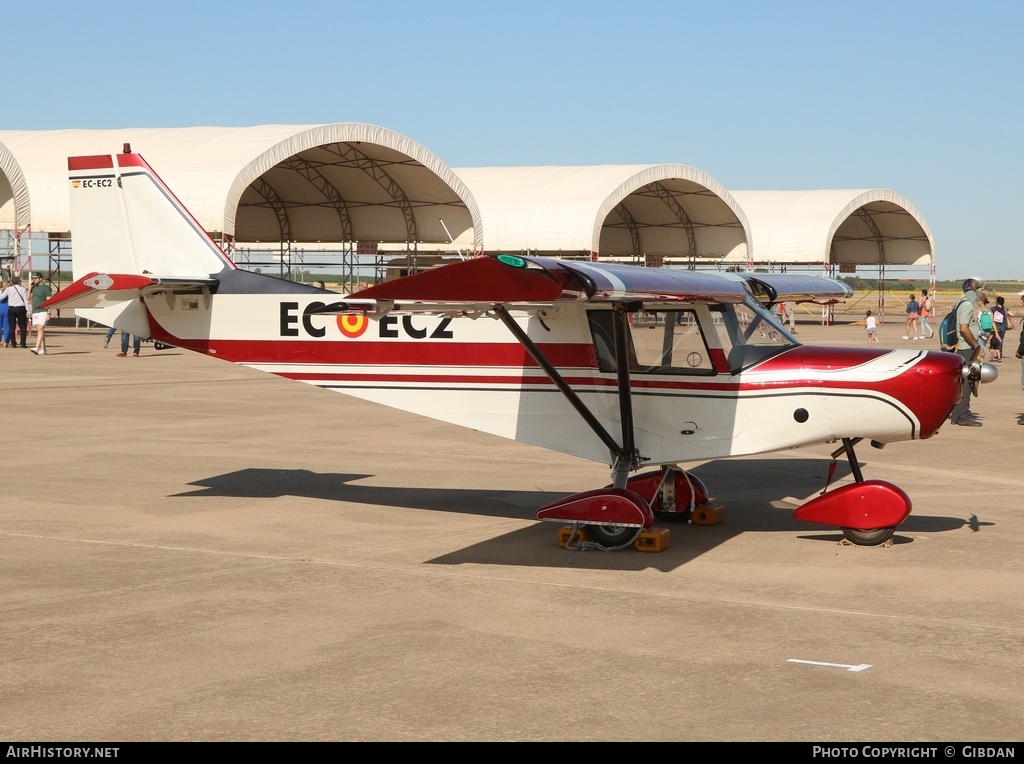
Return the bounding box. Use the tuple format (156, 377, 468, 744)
(2, 319, 1022, 742)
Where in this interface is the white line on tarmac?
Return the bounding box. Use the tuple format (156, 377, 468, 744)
(787, 658, 872, 672)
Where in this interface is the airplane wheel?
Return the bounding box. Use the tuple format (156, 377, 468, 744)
(841, 527, 895, 546)
(585, 524, 639, 548)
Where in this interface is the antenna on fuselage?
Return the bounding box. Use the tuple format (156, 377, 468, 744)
(439, 218, 466, 260)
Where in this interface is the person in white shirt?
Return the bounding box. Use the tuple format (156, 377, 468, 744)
(0, 276, 30, 348)
(865, 310, 878, 347)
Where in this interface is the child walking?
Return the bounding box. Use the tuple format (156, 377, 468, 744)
(865, 310, 878, 347)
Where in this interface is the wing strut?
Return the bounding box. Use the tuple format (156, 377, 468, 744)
(493, 305, 640, 485)
(610, 304, 639, 487)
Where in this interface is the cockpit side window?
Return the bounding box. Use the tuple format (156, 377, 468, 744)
(630, 310, 715, 374)
(587, 302, 796, 376)
(588, 309, 715, 376)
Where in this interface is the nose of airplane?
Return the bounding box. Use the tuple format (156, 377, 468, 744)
(905, 351, 968, 438)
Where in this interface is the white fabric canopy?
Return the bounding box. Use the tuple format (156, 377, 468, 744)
(0, 124, 483, 247)
(0, 125, 934, 273)
(726, 189, 933, 267)
(452, 164, 750, 261)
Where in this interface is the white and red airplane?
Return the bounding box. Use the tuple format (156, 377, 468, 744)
(46, 148, 989, 549)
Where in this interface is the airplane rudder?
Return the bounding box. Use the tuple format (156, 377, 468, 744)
(117, 152, 232, 277)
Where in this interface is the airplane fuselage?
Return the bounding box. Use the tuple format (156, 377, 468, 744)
(141, 290, 963, 468)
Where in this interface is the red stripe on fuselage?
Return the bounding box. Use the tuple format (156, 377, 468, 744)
(148, 316, 595, 368)
(754, 346, 891, 371)
(148, 311, 960, 436)
(279, 371, 597, 387)
(146, 321, 920, 394)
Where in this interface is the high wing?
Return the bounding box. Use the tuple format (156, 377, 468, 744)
(741, 272, 855, 305)
(309, 254, 852, 315)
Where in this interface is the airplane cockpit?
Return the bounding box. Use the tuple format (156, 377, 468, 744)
(588, 298, 797, 376)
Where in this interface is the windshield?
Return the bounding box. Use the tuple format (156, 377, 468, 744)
(716, 299, 799, 371)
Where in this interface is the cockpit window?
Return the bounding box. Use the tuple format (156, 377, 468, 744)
(587, 300, 797, 377)
(587, 309, 715, 375)
(714, 300, 798, 372)
(630, 310, 715, 374)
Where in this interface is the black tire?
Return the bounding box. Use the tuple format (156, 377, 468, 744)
(841, 527, 896, 546)
(585, 524, 639, 547)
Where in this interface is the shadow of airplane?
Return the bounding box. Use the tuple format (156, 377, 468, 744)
(172, 468, 567, 519)
(171, 457, 989, 570)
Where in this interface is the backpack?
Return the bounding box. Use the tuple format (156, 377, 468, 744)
(939, 299, 966, 352)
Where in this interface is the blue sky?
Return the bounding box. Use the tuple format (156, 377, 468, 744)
(10, 0, 1023, 279)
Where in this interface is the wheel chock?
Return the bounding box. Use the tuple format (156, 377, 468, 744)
(635, 527, 670, 552)
(558, 526, 588, 548)
(691, 504, 724, 526)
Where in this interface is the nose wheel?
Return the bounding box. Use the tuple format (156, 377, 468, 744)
(794, 439, 910, 546)
(841, 526, 896, 546)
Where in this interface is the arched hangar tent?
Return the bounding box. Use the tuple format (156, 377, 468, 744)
(451, 165, 751, 265)
(0, 124, 483, 277)
(724, 189, 933, 278)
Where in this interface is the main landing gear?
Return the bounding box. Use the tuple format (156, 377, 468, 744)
(497, 304, 722, 551)
(792, 437, 910, 546)
(536, 464, 720, 550)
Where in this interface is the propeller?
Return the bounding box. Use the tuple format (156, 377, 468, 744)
(962, 345, 999, 397)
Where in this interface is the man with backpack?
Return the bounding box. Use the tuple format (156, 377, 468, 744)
(948, 277, 985, 427)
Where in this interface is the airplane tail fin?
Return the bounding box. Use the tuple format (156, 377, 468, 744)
(49, 148, 237, 332)
(68, 147, 234, 280)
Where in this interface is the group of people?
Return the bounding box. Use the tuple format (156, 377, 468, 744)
(0, 273, 53, 354)
(1, 272, 145, 358)
(861, 288, 938, 347)
(860, 279, 1023, 427)
(930, 289, 1013, 364)
(978, 295, 1012, 362)
(867, 287, 1016, 363)
(902, 288, 936, 340)
(946, 278, 1023, 427)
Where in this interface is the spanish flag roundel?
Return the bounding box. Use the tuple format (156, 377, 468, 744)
(337, 314, 368, 338)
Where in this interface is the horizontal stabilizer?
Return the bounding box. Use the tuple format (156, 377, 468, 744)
(43, 272, 219, 311)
